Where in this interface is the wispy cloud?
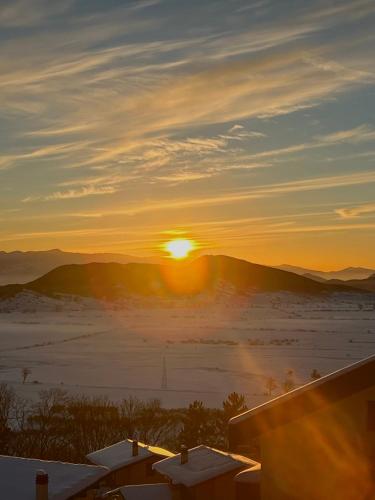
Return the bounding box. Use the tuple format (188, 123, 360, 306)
(316, 125, 375, 144)
(23, 185, 118, 203)
(1, 1, 373, 176)
(336, 203, 375, 219)
(0, 142, 91, 170)
(244, 125, 375, 160)
(51, 170, 375, 217)
(25, 124, 94, 137)
(0, 0, 73, 27)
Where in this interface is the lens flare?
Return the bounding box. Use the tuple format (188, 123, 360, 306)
(164, 239, 195, 259)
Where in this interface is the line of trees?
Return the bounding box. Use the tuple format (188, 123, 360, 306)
(265, 368, 321, 396)
(0, 384, 248, 463)
(1, 368, 322, 462)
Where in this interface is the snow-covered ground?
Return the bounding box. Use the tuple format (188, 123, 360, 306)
(0, 291, 374, 408)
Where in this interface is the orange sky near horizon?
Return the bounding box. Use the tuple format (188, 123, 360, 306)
(1, 228, 374, 272)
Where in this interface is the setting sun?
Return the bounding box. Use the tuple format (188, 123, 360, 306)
(164, 239, 195, 259)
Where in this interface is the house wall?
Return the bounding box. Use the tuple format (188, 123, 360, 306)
(109, 456, 167, 487)
(176, 469, 244, 500)
(235, 480, 261, 500)
(257, 385, 375, 500)
(71, 457, 168, 498)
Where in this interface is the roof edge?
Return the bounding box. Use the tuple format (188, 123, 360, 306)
(230, 353, 375, 426)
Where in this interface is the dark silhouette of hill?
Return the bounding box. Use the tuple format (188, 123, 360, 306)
(0, 249, 157, 285)
(326, 274, 375, 292)
(302, 273, 327, 283)
(0, 255, 364, 300)
(277, 264, 375, 281)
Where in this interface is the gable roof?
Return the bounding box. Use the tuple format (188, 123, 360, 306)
(229, 354, 375, 442)
(153, 445, 258, 487)
(86, 439, 173, 471)
(118, 483, 172, 500)
(0, 455, 109, 500)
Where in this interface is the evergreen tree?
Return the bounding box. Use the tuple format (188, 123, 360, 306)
(222, 392, 248, 420)
(179, 400, 212, 448)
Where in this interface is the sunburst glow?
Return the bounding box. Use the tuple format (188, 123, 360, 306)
(164, 239, 195, 259)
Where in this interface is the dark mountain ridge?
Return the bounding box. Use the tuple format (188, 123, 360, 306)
(325, 273, 375, 293)
(0, 249, 157, 285)
(0, 255, 365, 301)
(277, 264, 375, 281)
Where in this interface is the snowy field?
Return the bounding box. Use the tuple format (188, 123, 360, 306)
(0, 292, 374, 408)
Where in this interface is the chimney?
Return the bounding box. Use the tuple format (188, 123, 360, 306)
(180, 445, 188, 465)
(132, 439, 139, 457)
(36, 470, 48, 500)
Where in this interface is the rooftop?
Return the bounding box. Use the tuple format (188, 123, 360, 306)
(153, 445, 258, 487)
(86, 439, 173, 471)
(0, 455, 109, 500)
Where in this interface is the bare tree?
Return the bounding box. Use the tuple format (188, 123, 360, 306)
(0, 383, 15, 432)
(21, 368, 31, 384)
(118, 396, 143, 439)
(27, 388, 69, 459)
(265, 377, 277, 396)
(282, 369, 296, 393)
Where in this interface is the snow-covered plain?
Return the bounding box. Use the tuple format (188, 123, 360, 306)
(0, 291, 374, 408)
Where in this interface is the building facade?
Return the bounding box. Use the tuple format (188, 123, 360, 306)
(229, 355, 375, 500)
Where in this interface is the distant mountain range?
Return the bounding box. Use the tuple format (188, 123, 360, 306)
(0, 255, 365, 301)
(324, 274, 375, 292)
(0, 249, 156, 285)
(276, 264, 375, 281)
(1, 250, 373, 288)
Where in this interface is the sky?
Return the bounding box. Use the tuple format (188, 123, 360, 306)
(1, 0, 375, 270)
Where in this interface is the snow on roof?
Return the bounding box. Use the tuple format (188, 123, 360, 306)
(230, 353, 375, 426)
(86, 439, 173, 470)
(0, 455, 109, 500)
(153, 445, 257, 487)
(118, 483, 172, 500)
